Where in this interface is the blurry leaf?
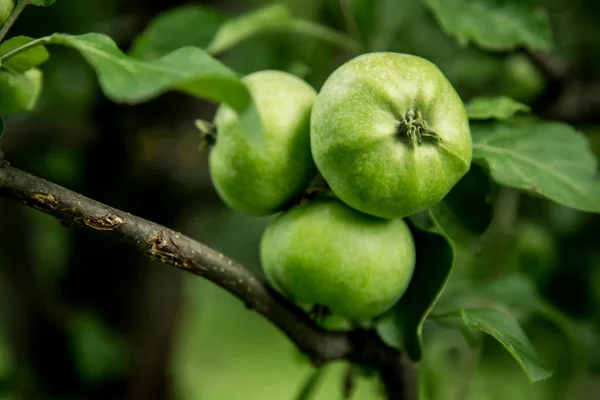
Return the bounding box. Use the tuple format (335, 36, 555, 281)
(49, 33, 266, 144)
(27, 0, 56, 6)
(376, 227, 455, 360)
(206, 3, 357, 55)
(0, 116, 4, 137)
(0, 68, 42, 113)
(466, 96, 530, 120)
(0, 331, 13, 378)
(418, 325, 469, 400)
(129, 4, 226, 59)
(368, 0, 424, 51)
(407, 210, 436, 233)
(425, 0, 553, 51)
(348, 0, 377, 43)
(207, 3, 291, 54)
(70, 311, 128, 384)
(174, 277, 381, 399)
(435, 274, 598, 360)
(295, 368, 325, 400)
(375, 0, 421, 49)
(430, 164, 493, 252)
(514, 220, 557, 280)
(435, 307, 552, 381)
(472, 118, 600, 213)
(287, 20, 359, 53)
(0, 36, 50, 72)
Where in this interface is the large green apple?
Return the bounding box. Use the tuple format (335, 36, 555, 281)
(260, 197, 416, 322)
(209, 70, 317, 215)
(311, 52, 472, 219)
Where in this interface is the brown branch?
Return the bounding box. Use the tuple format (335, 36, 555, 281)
(523, 49, 600, 124)
(524, 49, 569, 82)
(0, 153, 416, 399)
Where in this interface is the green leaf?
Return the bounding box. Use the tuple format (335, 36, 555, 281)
(466, 96, 530, 120)
(294, 368, 325, 400)
(27, 0, 57, 6)
(129, 4, 226, 60)
(206, 3, 357, 55)
(424, 0, 553, 51)
(353, 0, 423, 51)
(472, 118, 600, 213)
(434, 274, 542, 316)
(0, 116, 4, 137)
(0, 68, 42, 113)
(50, 33, 249, 107)
(376, 227, 455, 360)
(435, 307, 552, 381)
(286, 20, 359, 53)
(430, 164, 493, 252)
(0, 36, 50, 72)
(434, 274, 598, 359)
(49, 33, 264, 144)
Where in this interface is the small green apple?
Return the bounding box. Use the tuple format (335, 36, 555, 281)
(0, 0, 14, 25)
(260, 197, 416, 322)
(209, 70, 317, 216)
(500, 54, 546, 104)
(311, 52, 472, 219)
(209, 70, 316, 215)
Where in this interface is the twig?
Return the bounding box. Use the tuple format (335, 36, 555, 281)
(0, 147, 7, 167)
(523, 49, 568, 82)
(339, 0, 365, 52)
(0, 36, 51, 63)
(0, 158, 415, 399)
(524, 48, 600, 123)
(0, 0, 28, 42)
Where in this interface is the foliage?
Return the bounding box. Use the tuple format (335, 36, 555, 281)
(0, 0, 599, 399)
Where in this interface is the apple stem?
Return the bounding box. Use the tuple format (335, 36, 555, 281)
(397, 109, 442, 147)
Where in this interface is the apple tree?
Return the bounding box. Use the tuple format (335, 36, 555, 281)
(0, 0, 599, 399)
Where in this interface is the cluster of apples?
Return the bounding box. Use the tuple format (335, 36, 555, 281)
(206, 53, 472, 323)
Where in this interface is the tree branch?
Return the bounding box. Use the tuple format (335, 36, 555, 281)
(524, 49, 569, 82)
(0, 155, 416, 399)
(524, 49, 600, 124)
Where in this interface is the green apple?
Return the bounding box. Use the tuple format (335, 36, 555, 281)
(0, 0, 14, 26)
(260, 197, 416, 321)
(311, 52, 472, 219)
(209, 70, 317, 215)
(500, 54, 546, 104)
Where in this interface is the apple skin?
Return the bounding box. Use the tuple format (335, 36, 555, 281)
(260, 197, 416, 322)
(210, 70, 317, 216)
(311, 52, 472, 219)
(0, 0, 14, 25)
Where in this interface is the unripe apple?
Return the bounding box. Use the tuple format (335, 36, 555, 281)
(0, 0, 14, 25)
(209, 70, 317, 215)
(260, 197, 416, 322)
(311, 52, 472, 219)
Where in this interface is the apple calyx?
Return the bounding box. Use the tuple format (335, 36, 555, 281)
(397, 109, 442, 147)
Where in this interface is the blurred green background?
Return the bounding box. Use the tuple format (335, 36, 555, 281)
(0, 0, 599, 399)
